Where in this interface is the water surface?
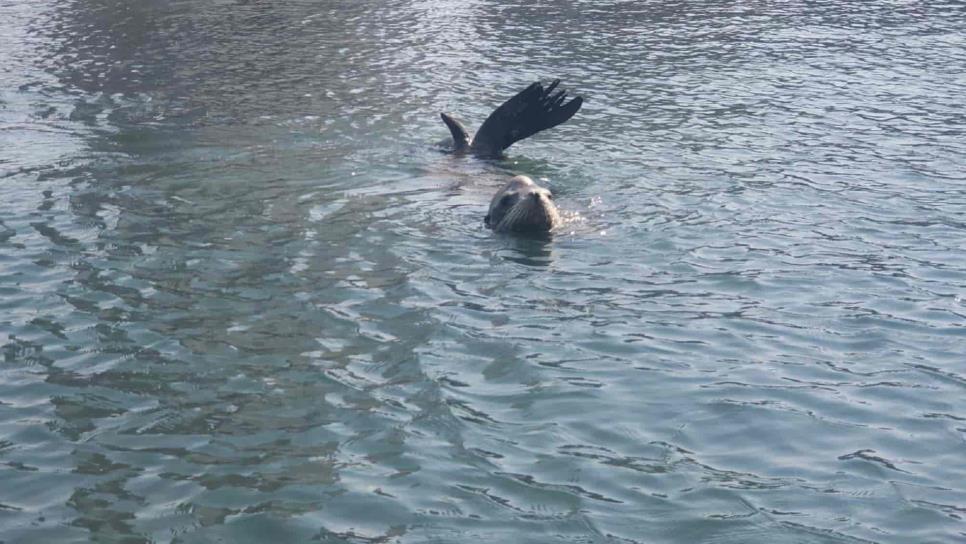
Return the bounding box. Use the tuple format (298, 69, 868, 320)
(1, 1, 965, 542)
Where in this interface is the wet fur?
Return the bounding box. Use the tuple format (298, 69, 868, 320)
(440, 80, 583, 157)
(486, 176, 562, 233)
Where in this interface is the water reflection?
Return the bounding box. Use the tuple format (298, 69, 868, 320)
(1, 0, 965, 542)
(496, 234, 556, 268)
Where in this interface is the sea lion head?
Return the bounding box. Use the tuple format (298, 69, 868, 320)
(485, 175, 562, 234)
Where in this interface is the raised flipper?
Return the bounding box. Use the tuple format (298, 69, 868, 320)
(440, 113, 471, 151)
(469, 79, 583, 157)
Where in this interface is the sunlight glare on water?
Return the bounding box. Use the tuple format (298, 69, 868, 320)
(1, 1, 965, 542)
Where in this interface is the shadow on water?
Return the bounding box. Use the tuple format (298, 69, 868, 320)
(494, 232, 556, 268)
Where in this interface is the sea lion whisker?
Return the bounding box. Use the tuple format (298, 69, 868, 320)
(487, 176, 562, 234)
(504, 201, 531, 231)
(498, 203, 526, 232)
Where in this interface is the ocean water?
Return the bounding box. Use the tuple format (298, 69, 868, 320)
(1, 1, 965, 542)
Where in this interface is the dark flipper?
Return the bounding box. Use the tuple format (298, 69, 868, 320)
(440, 113, 471, 151)
(470, 80, 583, 156)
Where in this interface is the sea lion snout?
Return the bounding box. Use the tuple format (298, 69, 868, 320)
(486, 175, 562, 234)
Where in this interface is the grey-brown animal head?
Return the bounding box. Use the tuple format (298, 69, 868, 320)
(485, 175, 562, 234)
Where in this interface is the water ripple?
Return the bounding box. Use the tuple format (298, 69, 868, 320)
(1, 0, 964, 542)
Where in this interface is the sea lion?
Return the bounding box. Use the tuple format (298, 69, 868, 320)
(440, 79, 583, 158)
(485, 175, 562, 234)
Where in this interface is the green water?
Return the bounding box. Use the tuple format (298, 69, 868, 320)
(1, 1, 965, 542)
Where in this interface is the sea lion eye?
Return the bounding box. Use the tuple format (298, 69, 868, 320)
(500, 194, 514, 206)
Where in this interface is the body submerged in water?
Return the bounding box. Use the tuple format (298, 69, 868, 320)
(439, 80, 582, 234)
